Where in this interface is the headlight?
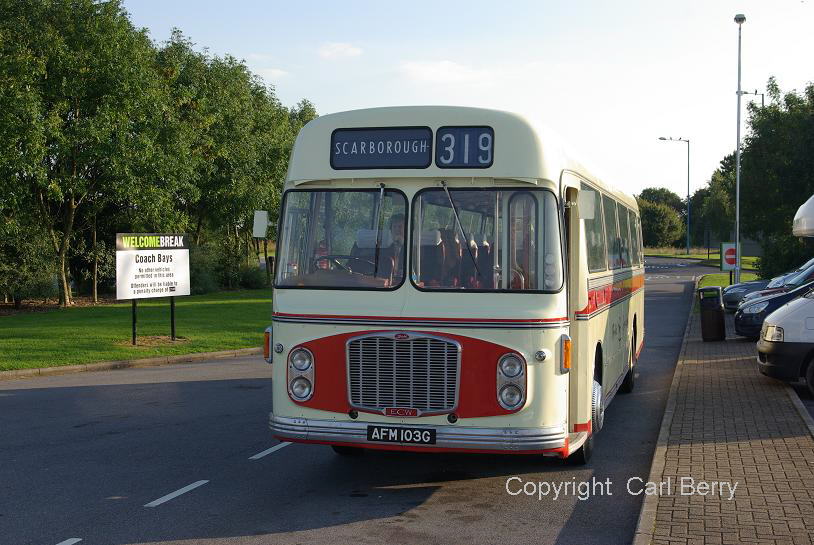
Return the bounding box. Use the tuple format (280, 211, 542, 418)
(498, 354, 523, 378)
(499, 384, 523, 408)
(764, 325, 784, 342)
(728, 288, 746, 294)
(289, 377, 312, 400)
(743, 301, 769, 314)
(290, 348, 313, 371)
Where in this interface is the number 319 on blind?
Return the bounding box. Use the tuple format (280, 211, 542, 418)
(435, 126, 494, 168)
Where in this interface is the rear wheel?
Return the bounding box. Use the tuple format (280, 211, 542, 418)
(331, 445, 365, 456)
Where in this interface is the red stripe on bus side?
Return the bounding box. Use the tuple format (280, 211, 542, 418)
(576, 273, 645, 317)
(273, 312, 568, 323)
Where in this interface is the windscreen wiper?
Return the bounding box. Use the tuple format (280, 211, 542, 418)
(373, 183, 384, 275)
(441, 181, 482, 282)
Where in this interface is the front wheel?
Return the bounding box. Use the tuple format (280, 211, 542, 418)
(567, 433, 593, 465)
(620, 335, 637, 393)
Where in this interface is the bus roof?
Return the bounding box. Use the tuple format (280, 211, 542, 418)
(285, 106, 636, 210)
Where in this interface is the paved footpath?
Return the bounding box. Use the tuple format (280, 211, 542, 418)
(637, 311, 814, 545)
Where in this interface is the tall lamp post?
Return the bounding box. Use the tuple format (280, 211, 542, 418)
(659, 136, 691, 255)
(734, 13, 746, 283)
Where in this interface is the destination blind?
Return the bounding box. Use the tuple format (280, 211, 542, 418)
(331, 127, 432, 169)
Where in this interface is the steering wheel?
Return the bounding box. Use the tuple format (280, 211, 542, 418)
(314, 254, 375, 274)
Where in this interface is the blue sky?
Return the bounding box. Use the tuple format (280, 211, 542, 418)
(125, 0, 814, 199)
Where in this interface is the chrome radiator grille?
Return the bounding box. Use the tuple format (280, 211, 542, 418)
(347, 333, 460, 414)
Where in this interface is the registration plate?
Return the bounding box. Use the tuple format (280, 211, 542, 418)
(367, 425, 436, 445)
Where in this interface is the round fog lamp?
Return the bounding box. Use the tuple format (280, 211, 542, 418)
(499, 384, 523, 408)
(290, 348, 313, 371)
(290, 377, 312, 400)
(499, 355, 523, 378)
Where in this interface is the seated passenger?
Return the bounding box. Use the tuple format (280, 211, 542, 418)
(439, 229, 462, 288)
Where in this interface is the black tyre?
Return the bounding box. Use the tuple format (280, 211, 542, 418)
(806, 361, 814, 397)
(620, 335, 636, 393)
(332, 445, 365, 456)
(568, 433, 593, 465)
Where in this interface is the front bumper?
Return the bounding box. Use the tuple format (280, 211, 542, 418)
(734, 311, 765, 338)
(756, 338, 812, 380)
(270, 414, 568, 453)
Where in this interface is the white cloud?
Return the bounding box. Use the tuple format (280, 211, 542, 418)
(256, 67, 289, 80)
(318, 42, 363, 59)
(399, 60, 494, 85)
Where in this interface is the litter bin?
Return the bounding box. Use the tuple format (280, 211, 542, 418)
(698, 286, 726, 342)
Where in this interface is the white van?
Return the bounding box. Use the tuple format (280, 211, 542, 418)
(757, 291, 814, 395)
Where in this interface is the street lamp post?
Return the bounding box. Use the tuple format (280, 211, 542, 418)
(735, 13, 746, 284)
(659, 136, 691, 255)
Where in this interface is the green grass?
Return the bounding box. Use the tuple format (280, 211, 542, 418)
(698, 272, 758, 289)
(644, 247, 759, 271)
(0, 289, 272, 371)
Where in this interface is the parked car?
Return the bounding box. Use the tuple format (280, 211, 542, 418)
(740, 260, 814, 307)
(723, 279, 771, 310)
(757, 290, 814, 396)
(734, 281, 814, 339)
(724, 257, 814, 311)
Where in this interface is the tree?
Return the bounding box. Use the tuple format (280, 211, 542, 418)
(638, 187, 684, 216)
(739, 77, 814, 244)
(688, 186, 710, 247)
(0, 211, 57, 308)
(638, 199, 683, 248)
(1, 0, 171, 305)
(702, 160, 735, 243)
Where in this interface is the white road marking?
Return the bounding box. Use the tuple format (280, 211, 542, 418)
(249, 442, 291, 460)
(55, 539, 82, 545)
(144, 480, 209, 508)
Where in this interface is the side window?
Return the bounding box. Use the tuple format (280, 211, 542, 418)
(638, 217, 644, 264)
(602, 195, 621, 269)
(617, 204, 632, 268)
(582, 186, 607, 272)
(628, 209, 641, 266)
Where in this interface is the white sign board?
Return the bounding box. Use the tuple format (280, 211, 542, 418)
(116, 233, 190, 300)
(252, 210, 269, 238)
(720, 242, 737, 271)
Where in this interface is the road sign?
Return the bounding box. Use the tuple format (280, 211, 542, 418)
(116, 233, 190, 300)
(720, 242, 737, 271)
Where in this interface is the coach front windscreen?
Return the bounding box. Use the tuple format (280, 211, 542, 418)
(275, 189, 408, 289)
(412, 188, 562, 292)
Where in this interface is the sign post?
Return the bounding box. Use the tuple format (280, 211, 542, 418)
(116, 233, 191, 344)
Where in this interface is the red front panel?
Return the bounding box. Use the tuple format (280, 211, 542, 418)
(291, 330, 524, 418)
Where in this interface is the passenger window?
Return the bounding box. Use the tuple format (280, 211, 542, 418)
(617, 205, 631, 267)
(628, 209, 641, 266)
(582, 186, 606, 272)
(602, 195, 622, 269)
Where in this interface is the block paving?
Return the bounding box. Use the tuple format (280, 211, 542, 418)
(649, 312, 814, 545)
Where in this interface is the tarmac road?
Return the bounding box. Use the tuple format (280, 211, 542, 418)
(0, 257, 710, 545)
